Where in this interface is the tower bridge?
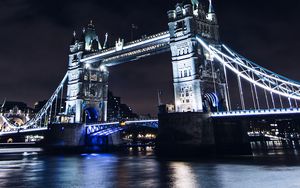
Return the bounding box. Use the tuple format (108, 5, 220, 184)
(1, 0, 300, 154)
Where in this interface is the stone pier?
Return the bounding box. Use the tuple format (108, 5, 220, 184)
(157, 112, 252, 156)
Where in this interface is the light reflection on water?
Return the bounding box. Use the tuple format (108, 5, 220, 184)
(1, 148, 300, 188)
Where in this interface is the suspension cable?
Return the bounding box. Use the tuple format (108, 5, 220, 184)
(223, 63, 231, 111)
(295, 99, 298, 108)
(264, 89, 270, 109)
(237, 75, 245, 110)
(288, 98, 292, 108)
(210, 59, 218, 112)
(197, 36, 300, 101)
(279, 94, 283, 108)
(253, 84, 260, 110)
(60, 85, 64, 114)
(270, 92, 276, 109)
(250, 81, 257, 110)
(54, 96, 58, 118)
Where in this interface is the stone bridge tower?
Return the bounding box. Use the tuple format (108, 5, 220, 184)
(65, 21, 109, 123)
(168, 1, 228, 113)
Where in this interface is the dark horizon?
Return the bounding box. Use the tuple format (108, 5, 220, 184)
(0, 0, 300, 115)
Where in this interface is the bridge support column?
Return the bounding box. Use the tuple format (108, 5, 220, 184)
(65, 22, 109, 124)
(157, 112, 216, 156)
(45, 123, 86, 152)
(157, 112, 252, 156)
(168, 3, 228, 113)
(213, 118, 252, 155)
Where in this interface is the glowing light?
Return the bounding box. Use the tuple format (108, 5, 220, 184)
(100, 65, 107, 71)
(196, 36, 300, 100)
(211, 108, 300, 117)
(85, 63, 91, 69)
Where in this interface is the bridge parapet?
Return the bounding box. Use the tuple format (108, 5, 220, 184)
(86, 119, 158, 135)
(212, 108, 300, 117)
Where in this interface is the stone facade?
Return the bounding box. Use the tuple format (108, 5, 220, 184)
(168, 2, 228, 113)
(65, 22, 109, 123)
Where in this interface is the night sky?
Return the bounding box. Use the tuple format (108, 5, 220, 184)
(0, 0, 300, 115)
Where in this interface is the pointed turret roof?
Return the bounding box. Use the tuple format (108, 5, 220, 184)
(208, 0, 215, 13)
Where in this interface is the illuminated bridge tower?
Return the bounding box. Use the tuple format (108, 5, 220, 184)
(168, 1, 228, 113)
(65, 21, 109, 123)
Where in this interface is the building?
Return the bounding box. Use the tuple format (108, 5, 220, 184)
(168, 1, 228, 113)
(107, 91, 138, 121)
(0, 101, 32, 126)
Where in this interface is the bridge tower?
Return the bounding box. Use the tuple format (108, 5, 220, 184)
(65, 21, 109, 123)
(168, 1, 228, 113)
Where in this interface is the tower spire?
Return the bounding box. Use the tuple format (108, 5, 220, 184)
(206, 0, 217, 22)
(191, 0, 199, 7)
(208, 0, 214, 13)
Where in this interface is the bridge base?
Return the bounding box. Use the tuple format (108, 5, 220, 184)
(44, 123, 123, 153)
(45, 123, 86, 148)
(157, 112, 252, 156)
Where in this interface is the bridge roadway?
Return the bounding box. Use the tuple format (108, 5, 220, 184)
(2, 108, 300, 137)
(0, 119, 159, 137)
(211, 108, 300, 117)
(81, 31, 170, 66)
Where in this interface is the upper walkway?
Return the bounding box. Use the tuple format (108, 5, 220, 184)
(81, 31, 170, 66)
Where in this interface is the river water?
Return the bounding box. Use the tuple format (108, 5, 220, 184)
(1, 147, 300, 188)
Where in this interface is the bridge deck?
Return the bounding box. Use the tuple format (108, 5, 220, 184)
(211, 108, 300, 117)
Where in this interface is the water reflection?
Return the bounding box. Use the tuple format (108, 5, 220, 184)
(1, 148, 300, 188)
(169, 162, 196, 187)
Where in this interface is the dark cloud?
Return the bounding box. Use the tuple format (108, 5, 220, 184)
(0, 0, 299, 115)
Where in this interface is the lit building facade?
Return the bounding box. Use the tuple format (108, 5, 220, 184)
(168, 1, 228, 112)
(66, 21, 109, 123)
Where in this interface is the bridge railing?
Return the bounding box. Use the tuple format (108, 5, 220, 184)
(85, 119, 159, 135)
(212, 108, 300, 117)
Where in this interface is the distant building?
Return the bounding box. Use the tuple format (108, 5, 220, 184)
(158, 104, 175, 114)
(107, 91, 138, 121)
(0, 101, 32, 126)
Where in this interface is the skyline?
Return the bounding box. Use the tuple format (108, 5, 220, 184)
(0, 0, 300, 115)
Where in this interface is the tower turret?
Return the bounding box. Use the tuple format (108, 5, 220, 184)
(168, 1, 227, 113)
(65, 22, 109, 123)
(84, 20, 102, 52)
(206, 0, 217, 23)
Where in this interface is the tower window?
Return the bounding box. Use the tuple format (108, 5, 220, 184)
(176, 21, 184, 30)
(186, 91, 189, 97)
(184, 70, 188, 77)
